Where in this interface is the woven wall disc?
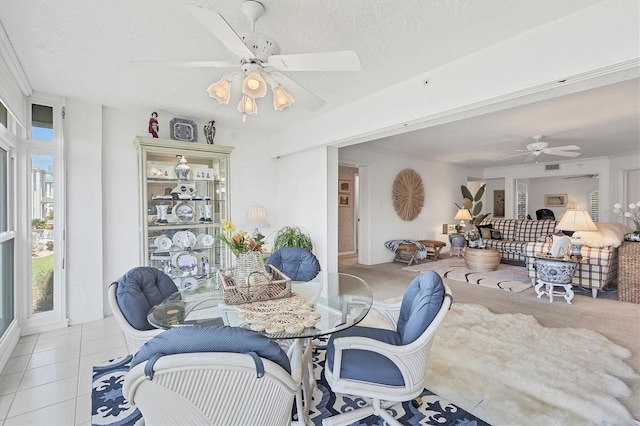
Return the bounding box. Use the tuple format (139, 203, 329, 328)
(392, 169, 424, 221)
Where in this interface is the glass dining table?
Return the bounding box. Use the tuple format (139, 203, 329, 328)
(146, 272, 373, 426)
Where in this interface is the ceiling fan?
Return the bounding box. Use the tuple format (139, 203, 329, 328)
(495, 135, 581, 162)
(137, 1, 361, 116)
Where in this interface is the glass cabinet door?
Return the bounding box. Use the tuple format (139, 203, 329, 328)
(135, 137, 233, 291)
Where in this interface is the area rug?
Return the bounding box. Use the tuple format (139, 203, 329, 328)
(403, 256, 532, 292)
(92, 347, 488, 426)
(364, 303, 636, 425)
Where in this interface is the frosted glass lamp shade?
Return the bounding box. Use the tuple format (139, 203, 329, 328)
(207, 78, 231, 104)
(238, 95, 257, 115)
(272, 85, 294, 110)
(242, 71, 267, 99)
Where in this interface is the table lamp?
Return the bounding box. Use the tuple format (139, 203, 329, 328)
(454, 208, 472, 233)
(556, 207, 597, 260)
(245, 205, 269, 236)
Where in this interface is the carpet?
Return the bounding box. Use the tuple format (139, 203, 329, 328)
(416, 304, 637, 425)
(92, 343, 488, 426)
(403, 256, 532, 292)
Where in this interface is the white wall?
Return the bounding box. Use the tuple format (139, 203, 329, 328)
(340, 145, 481, 264)
(527, 175, 598, 220)
(608, 153, 640, 227)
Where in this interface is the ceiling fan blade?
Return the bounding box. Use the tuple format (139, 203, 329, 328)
(543, 150, 581, 157)
(493, 152, 530, 161)
(269, 72, 325, 111)
(524, 153, 538, 162)
(546, 145, 581, 151)
(185, 6, 254, 59)
(265, 51, 361, 71)
(130, 60, 237, 68)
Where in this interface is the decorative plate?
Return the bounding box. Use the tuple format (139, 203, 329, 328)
(172, 202, 195, 223)
(197, 233, 214, 247)
(172, 251, 198, 274)
(172, 231, 196, 248)
(170, 118, 198, 142)
(154, 236, 172, 251)
(180, 276, 199, 292)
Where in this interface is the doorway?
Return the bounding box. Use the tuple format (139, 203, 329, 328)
(338, 165, 358, 255)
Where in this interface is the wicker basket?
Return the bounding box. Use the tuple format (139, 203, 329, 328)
(617, 241, 640, 304)
(218, 264, 292, 305)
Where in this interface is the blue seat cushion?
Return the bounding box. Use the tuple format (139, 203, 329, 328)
(326, 326, 404, 386)
(130, 326, 291, 376)
(116, 267, 178, 331)
(266, 247, 320, 281)
(396, 271, 445, 345)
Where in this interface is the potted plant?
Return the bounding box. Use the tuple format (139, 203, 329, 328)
(272, 226, 314, 252)
(455, 183, 491, 225)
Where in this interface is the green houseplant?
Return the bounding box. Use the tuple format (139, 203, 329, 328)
(456, 183, 491, 225)
(272, 226, 314, 252)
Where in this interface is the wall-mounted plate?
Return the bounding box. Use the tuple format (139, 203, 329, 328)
(170, 118, 198, 142)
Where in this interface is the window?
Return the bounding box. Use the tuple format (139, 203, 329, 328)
(516, 181, 527, 220)
(31, 104, 53, 141)
(0, 135, 15, 339)
(0, 102, 7, 129)
(589, 190, 599, 223)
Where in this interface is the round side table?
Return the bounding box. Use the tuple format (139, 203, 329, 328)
(464, 247, 500, 272)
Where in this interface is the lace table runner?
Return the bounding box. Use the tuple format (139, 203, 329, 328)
(235, 292, 321, 334)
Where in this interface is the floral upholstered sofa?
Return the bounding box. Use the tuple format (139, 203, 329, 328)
(477, 219, 630, 298)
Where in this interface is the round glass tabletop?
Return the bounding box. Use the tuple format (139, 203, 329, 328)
(147, 272, 373, 339)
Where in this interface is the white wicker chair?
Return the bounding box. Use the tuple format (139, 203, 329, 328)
(122, 327, 298, 426)
(322, 274, 452, 426)
(108, 282, 163, 353)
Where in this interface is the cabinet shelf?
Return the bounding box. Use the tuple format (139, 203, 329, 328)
(135, 136, 233, 291)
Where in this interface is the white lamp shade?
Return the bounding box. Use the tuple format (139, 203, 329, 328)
(272, 85, 294, 110)
(237, 95, 257, 115)
(242, 71, 267, 99)
(454, 208, 472, 221)
(557, 210, 598, 231)
(206, 78, 231, 104)
(245, 206, 269, 230)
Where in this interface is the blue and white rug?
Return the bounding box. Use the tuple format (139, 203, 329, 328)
(92, 342, 489, 426)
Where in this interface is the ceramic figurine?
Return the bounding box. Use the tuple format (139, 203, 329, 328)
(204, 120, 216, 144)
(148, 112, 159, 138)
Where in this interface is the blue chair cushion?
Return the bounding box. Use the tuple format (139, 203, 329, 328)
(116, 267, 178, 331)
(266, 247, 320, 281)
(130, 326, 291, 377)
(396, 271, 445, 345)
(326, 326, 404, 386)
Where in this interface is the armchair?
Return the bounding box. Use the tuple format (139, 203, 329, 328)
(123, 326, 298, 426)
(266, 247, 321, 281)
(322, 271, 452, 426)
(108, 266, 178, 353)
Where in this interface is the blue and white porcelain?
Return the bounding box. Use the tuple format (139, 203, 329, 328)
(537, 259, 576, 284)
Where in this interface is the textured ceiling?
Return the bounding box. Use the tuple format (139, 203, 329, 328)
(0, 0, 638, 167)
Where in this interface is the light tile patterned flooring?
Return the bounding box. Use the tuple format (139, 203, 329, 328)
(0, 316, 128, 426)
(0, 314, 492, 425)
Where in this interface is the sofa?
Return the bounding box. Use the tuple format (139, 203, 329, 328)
(477, 219, 629, 298)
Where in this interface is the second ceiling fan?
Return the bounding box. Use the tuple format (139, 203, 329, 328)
(497, 135, 581, 162)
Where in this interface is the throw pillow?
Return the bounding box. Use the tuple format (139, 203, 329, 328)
(476, 224, 493, 239)
(480, 228, 492, 239)
(490, 230, 502, 240)
(624, 231, 640, 242)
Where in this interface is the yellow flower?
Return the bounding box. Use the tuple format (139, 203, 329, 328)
(221, 219, 235, 233)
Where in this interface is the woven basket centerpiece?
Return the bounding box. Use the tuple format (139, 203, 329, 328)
(218, 264, 292, 305)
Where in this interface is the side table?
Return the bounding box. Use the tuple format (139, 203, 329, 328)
(534, 255, 577, 304)
(418, 239, 446, 260)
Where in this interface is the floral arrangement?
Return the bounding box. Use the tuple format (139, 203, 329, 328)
(217, 219, 265, 257)
(613, 202, 640, 231)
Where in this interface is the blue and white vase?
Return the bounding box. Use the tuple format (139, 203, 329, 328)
(537, 259, 576, 284)
(175, 155, 191, 180)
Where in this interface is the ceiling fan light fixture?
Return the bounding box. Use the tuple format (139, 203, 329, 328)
(207, 77, 232, 104)
(242, 70, 267, 98)
(272, 84, 294, 110)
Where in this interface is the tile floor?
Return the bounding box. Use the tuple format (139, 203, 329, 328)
(0, 316, 128, 426)
(0, 315, 492, 425)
